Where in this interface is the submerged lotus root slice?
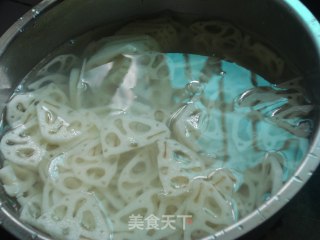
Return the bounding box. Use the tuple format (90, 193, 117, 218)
(70, 154, 118, 188)
(259, 153, 284, 197)
(236, 87, 281, 108)
(65, 137, 105, 161)
(237, 87, 307, 112)
(191, 20, 243, 57)
(49, 171, 88, 195)
(5, 92, 37, 127)
(101, 55, 132, 89)
(133, 52, 173, 108)
(36, 101, 92, 143)
(242, 35, 284, 77)
(234, 155, 283, 217)
(117, 147, 158, 202)
(234, 175, 258, 212)
(41, 182, 65, 211)
(116, 21, 179, 51)
(0, 124, 44, 168)
(146, 16, 192, 45)
(207, 168, 237, 198)
(230, 112, 257, 152)
(86, 35, 160, 70)
(103, 56, 132, 87)
(27, 74, 69, 91)
(97, 172, 129, 213)
(37, 83, 70, 105)
(0, 162, 37, 197)
(83, 56, 133, 108)
(6, 83, 70, 128)
(84, 34, 160, 60)
(36, 193, 112, 240)
(100, 115, 170, 157)
(69, 57, 90, 109)
(182, 181, 236, 239)
(112, 189, 160, 233)
(36, 54, 79, 77)
(276, 77, 306, 92)
(124, 100, 171, 124)
(171, 103, 226, 157)
(255, 118, 303, 151)
(157, 139, 205, 196)
(272, 105, 313, 119)
(171, 103, 203, 153)
(270, 110, 314, 138)
(20, 193, 43, 226)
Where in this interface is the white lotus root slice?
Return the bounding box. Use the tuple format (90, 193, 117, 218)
(116, 20, 180, 51)
(49, 171, 89, 195)
(272, 105, 313, 119)
(27, 74, 68, 91)
(157, 139, 205, 196)
(146, 197, 188, 239)
(20, 193, 43, 225)
(102, 55, 132, 87)
(6, 83, 70, 128)
(117, 147, 158, 202)
(230, 111, 284, 155)
(206, 168, 237, 198)
(146, 16, 191, 42)
(36, 101, 92, 143)
(83, 55, 133, 108)
(272, 117, 313, 139)
(112, 189, 160, 233)
(191, 20, 243, 57)
(171, 103, 202, 153)
(132, 52, 173, 108)
(83, 34, 160, 58)
(230, 112, 256, 152)
(127, 101, 170, 123)
(256, 156, 283, 193)
(100, 115, 169, 157)
(182, 181, 236, 239)
(70, 154, 118, 188)
(36, 193, 112, 240)
(171, 103, 225, 156)
(41, 182, 65, 211)
(86, 35, 160, 70)
(36, 54, 79, 77)
(5, 92, 37, 127)
(242, 35, 284, 77)
(236, 86, 313, 137)
(0, 124, 44, 168)
(66, 137, 104, 161)
(235, 153, 283, 217)
(237, 88, 278, 108)
(96, 172, 128, 214)
(237, 86, 307, 112)
(17, 182, 42, 207)
(256, 119, 302, 151)
(37, 135, 99, 173)
(0, 162, 37, 197)
(276, 77, 306, 92)
(37, 83, 70, 105)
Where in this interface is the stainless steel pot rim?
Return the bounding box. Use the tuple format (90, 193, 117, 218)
(0, 1, 319, 240)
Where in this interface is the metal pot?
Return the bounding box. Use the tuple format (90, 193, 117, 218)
(0, 0, 319, 239)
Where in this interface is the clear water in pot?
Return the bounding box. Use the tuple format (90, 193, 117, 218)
(0, 14, 314, 240)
